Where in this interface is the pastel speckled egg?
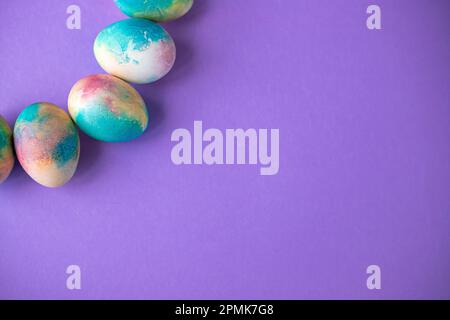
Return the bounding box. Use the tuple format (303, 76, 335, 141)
(0, 116, 15, 184)
(114, 0, 194, 22)
(14, 103, 80, 188)
(94, 18, 176, 84)
(68, 74, 149, 142)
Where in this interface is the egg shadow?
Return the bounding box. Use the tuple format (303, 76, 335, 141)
(179, 0, 210, 24)
(165, 38, 195, 87)
(70, 131, 104, 184)
(142, 94, 166, 141)
(1, 161, 30, 190)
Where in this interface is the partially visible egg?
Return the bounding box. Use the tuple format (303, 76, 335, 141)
(94, 18, 176, 84)
(68, 74, 149, 142)
(0, 115, 14, 184)
(14, 103, 80, 188)
(114, 0, 194, 22)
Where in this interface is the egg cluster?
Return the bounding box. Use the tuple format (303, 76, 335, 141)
(0, 0, 193, 188)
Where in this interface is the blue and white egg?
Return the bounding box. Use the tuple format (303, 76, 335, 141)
(94, 18, 176, 84)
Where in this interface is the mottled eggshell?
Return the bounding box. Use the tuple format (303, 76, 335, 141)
(94, 18, 176, 84)
(68, 74, 149, 142)
(0, 116, 15, 184)
(114, 0, 194, 22)
(14, 103, 80, 188)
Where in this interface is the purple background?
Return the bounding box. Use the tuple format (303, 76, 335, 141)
(0, 0, 449, 300)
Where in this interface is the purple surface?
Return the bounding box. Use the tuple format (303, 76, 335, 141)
(0, 0, 450, 299)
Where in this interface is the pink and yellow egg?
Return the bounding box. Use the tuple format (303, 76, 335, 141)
(14, 103, 80, 188)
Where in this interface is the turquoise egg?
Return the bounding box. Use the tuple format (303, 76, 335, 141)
(0, 115, 14, 184)
(68, 74, 149, 143)
(114, 0, 194, 22)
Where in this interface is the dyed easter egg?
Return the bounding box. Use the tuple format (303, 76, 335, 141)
(114, 0, 194, 22)
(94, 18, 176, 84)
(14, 103, 80, 188)
(68, 74, 149, 142)
(0, 116, 14, 184)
